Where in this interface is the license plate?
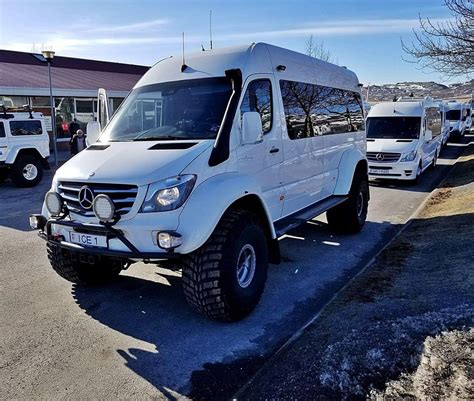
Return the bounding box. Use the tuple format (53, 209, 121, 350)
(69, 232, 108, 248)
(369, 168, 388, 175)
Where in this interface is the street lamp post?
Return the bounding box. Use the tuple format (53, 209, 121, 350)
(42, 50, 58, 166)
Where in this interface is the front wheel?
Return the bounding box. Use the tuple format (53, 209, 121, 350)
(10, 156, 43, 187)
(47, 243, 123, 285)
(326, 174, 369, 234)
(182, 210, 268, 321)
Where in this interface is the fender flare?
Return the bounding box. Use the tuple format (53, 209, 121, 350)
(5, 146, 48, 166)
(176, 172, 275, 254)
(333, 147, 368, 196)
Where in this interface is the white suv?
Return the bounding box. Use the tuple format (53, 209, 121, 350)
(31, 43, 369, 321)
(0, 107, 50, 187)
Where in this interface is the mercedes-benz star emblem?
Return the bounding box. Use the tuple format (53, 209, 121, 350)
(375, 153, 384, 161)
(78, 186, 95, 210)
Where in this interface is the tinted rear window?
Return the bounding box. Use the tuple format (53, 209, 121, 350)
(9, 120, 43, 136)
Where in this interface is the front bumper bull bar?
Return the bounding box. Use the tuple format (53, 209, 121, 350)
(38, 218, 178, 260)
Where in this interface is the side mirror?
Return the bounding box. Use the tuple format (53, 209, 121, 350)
(425, 129, 433, 142)
(241, 112, 263, 145)
(86, 121, 101, 146)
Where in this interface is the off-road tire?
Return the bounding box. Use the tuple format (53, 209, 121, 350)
(10, 155, 43, 187)
(0, 169, 8, 184)
(182, 210, 268, 322)
(47, 243, 123, 285)
(326, 174, 369, 234)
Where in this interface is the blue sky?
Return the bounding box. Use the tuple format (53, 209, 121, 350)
(0, 0, 462, 85)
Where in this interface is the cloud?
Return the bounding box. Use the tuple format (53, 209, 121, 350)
(87, 18, 169, 33)
(2, 18, 450, 54)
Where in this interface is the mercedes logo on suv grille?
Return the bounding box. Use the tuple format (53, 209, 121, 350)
(78, 186, 95, 210)
(375, 153, 385, 161)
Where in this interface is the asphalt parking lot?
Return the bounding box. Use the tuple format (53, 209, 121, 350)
(0, 136, 471, 399)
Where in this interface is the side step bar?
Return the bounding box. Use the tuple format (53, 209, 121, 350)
(274, 195, 348, 237)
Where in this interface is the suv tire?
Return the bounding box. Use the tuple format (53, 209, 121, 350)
(0, 169, 8, 184)
(182, 210, 268, 321)
(327, 173, 369, 234)
(47, 243, 123, 285)
(11, 155, 43, 187)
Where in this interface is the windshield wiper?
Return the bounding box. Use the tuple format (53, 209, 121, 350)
(132, 135, 183, 141)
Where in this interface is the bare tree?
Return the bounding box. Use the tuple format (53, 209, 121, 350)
(306, 35, 338, 64)
(402, 0, 474, 77)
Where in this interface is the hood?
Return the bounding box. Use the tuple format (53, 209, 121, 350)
(367, 138, 419, 153)
(54, 140, 213, 186)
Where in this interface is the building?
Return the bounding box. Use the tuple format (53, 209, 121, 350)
(0, 49, 149, 147)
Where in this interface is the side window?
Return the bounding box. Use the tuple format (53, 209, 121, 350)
(0, 123, 5, 138)
(9, 120, 43, 136)
(241, 80, 272, 134)
(426, 108, 441, 137)
(279, 80, 365, 140)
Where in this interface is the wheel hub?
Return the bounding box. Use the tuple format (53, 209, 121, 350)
(236, 244, 256, 288)
(357, 191, 364, 217)
(23, 164, 38, 180)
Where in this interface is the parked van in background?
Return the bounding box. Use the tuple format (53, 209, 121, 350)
(30, 43, 369, 321)
(366, 97, 442, 182)
(445, 101, 465, 138)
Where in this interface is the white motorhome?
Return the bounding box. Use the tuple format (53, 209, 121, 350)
(366, 98, 442, 182)
(445, 101, 466, 138)
(30, 43, 369, 321)
(0, 107, 50, 187)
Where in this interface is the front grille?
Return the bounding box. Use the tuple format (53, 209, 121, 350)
(58, 181, 138, 217)
(367, 152, 401, 163)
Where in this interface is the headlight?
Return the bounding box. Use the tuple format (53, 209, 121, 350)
(93, 194, 115, 222)
(45, 191, 63, 216)
(141, 175, 196, 213)
(400, 150, 417, 162)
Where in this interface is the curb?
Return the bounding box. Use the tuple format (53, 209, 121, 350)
(234, 145, 469, 399)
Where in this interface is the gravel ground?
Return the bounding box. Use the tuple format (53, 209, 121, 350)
(237, 143, 474, 400)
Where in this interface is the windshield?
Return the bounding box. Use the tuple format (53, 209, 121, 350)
(366, 116, 421, 139)
(100, 77, 232, 142)
(446, 110, 461, 121)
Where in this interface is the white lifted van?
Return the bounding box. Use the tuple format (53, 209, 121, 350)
(31, 43, 369, 321)
(366, 98, 442, 182)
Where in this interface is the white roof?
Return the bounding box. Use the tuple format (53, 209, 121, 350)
(368, 101, 425, 117)
(136, 42, 360, 92)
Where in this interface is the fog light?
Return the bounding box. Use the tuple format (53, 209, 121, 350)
(29, 214, 47, 230)
(157, 232, 182, 249)
(45, 192, 62, 216)
(93, 194, 115, 222)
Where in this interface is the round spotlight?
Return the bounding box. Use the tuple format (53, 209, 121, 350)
(45, 191, 62, 216)
(93, 194, 115, 222)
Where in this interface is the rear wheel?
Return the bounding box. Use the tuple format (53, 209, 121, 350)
(326, 173, 369, 234)
(182, 210, 268, 321)
(11, 155, 43, 187)
(47, 243, 123, 285)
(0, 169, 8, 184)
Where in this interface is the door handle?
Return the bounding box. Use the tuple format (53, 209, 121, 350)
(269, 147, 280, 154)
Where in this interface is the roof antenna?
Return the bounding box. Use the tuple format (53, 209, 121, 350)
(181, 32, 188, 72)
(209, 10, 213, 50)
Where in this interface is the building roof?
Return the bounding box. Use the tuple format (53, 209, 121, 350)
(0, 49, 149, 97)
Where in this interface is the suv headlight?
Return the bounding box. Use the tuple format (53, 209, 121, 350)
(140, 175, 196, 213)
(400, 150, 417, 162)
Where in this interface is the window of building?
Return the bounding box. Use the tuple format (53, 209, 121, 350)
(241, 80, 273, 133)
(55, 97, 75, 139)
(75, 99, 94, 113)
(0, 96, 29, 108)
(31, 96, 51, 107)
(279, 80, 364, 140)
(426, 107, 442, 137)
(0, 122, 5, 137)
(111, 98, 124, 113)
(9, 120, 43, 136)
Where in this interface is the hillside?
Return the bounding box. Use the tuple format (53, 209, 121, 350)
(365, 80, 473, 103)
